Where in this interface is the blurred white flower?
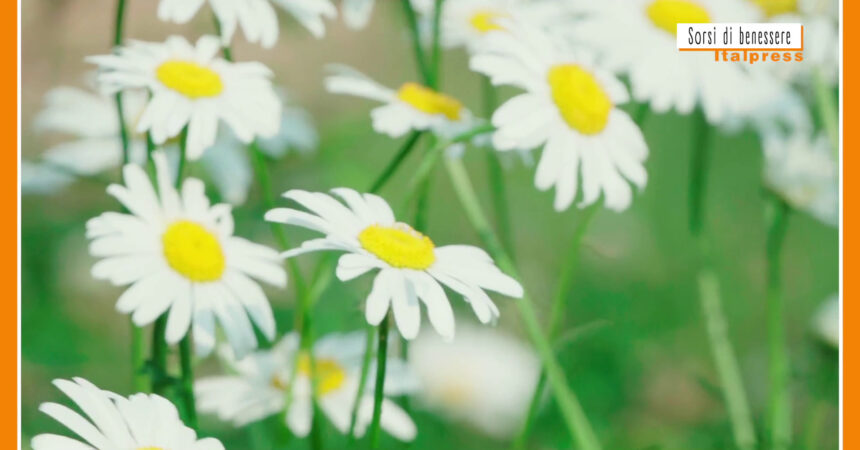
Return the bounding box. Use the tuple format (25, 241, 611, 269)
(324, 64, 475, 142)
(411, 0, 566, 53)
(88, 35, 281, 160)
(23, 85, 316, 204)
(409, 325, 539, 439)
(158, 0, 337, 45)
(32, 377, 224, 450)
(265, 188, 523, 340)
(763, 131, 838, 226)
(568, 0, 774, 125)
(343, 0, 376, 29)
(87, 152, 286, 357)
(748, 0, 838, 84)
(812, 294, 839, 348)
(196, 332, 419, 440)
(470, 22, 648, 212)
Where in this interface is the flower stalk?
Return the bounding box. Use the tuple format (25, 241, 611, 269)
(369, 315, 391, 449)
(514, 202, 600, 448)
(444, 156, 601, 450)
(688, 109, 756, 450)
(766, 195, 791, 449)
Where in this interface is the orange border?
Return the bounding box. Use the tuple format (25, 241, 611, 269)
(11, 0, 19, 447)
(845, 0, 852, 446)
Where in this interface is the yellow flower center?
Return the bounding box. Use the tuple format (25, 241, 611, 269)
(156, 60, 224, 99)
(750, 0, 798, 17)
(358, 223, 436, 270)
(646, 0, 711, 35)
(396, 83, 463, 120)
(162, 220, 226, 282)
(469, 10, 508, 33)
(547, 64, 612, 135)
(298, 354, 347, 396)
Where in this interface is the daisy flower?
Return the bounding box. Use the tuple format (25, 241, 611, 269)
(343, 0, 376, 29)
(32, 377, 224, 450)
(812, 294, 839, 348)
(87, 151, 286, 357)
(158, 0, 337, 45)
(265, 188, 523, 340)
(196, 332, 419, 440)
(470, 23, 648, 211)
(324, 64, 474, 140)
(87, 35, 281, 161)
(411, 0, 566, 53)
(748, 0, 839, 84)
(568, 0, 774, 124)
(24, 85, 316, 204)
(409, 325, 539, 438)
(763, 130, 838, 226)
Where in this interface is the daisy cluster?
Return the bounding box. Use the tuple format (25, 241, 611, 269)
(25, 0, 838, 448)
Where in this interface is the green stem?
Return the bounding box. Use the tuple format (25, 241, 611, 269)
(347, 326, 376, 443)
(766, 197, 791, 449)
(369, 316, 391, 449)
(514, 203, 600, 448)
(370, 131, 423, 193)
(688, 108, 710, 236)
(178, 335, 198, 429)
(688, 111, 756, 450)
(428, 0, 445, 89)
(812, 67, 838, 158)
(481, 76, 515, 259)
(400, 0, 431, 85)
(444, 157, 601, 450)
(130, 324, 147, 391)
(698, 269, 757, 450)
(150, 316, 169, 395)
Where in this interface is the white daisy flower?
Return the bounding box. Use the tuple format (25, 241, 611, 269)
(411, 0, 565, 53)
(265, 188, 523, 340)
(324, 64, 474, 140)
(87, 151, 286, 357)
(343, 0, 376, 29)
(25, 85, 315, 204)
(470, 23, 648, 211)
(748, 0, 839, 84)
(32, 377, 224, 450)
(812, 294, 839, 348)
(568, 0, 773, 124)
(763, 130, 838, 226)
(409, 325, 539, 439)
(196, 332, 419, 440)
(87, 35, 281, 161)
(158, 0, 337, 45)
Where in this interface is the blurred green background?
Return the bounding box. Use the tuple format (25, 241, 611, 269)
(22, 1, 838, 448)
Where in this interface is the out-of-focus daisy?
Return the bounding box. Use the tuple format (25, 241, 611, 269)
(23, 85, 316, 204)
(32, 377, 224, 450)
(470, 23, 648, 211)
(763, 131, 838, 226)
(411, 0, 565, 53)
(324, 64, 474, 140)
(343, 0, 376, 29)
(409, 325, 539, 439)
(87, 151, 286, 357)
(568, 0, 772, 124)
(812, 294, 839, 348)
(158, 0, 337, 45)
(265, 188, 523, 340)
(196, 332, 419, 440)
(88, 35, 281, 160)
(748, 0, 839, 83)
